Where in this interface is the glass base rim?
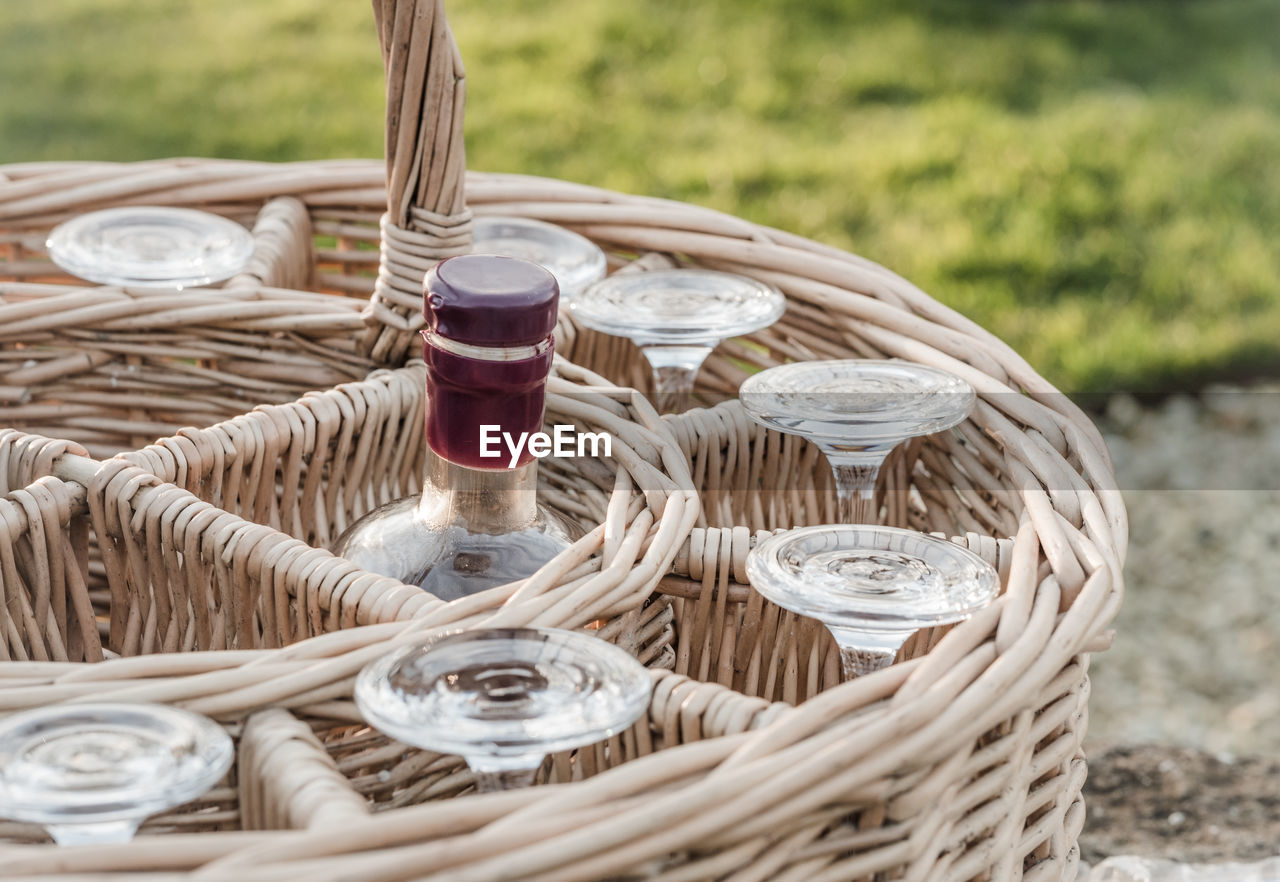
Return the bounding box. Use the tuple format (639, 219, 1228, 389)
(0, 702, 234, 825)
(738, 358, 977, 446)
(46, 206, 255, 288)
(566, 268, 785, 342)
(354, 627, 651, 763)
(744, 524, 1000, 632)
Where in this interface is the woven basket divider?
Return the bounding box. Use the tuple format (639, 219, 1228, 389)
(0, 343, 701, 834)
(0, 668, 792, 878)
(106, 357, 693, 557)
(0, 481, 696, 846)
(0, 430, 95, 664)
(0, 353, 699, 672)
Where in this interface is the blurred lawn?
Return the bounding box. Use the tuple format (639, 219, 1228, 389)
(3, 0, 1278, 393)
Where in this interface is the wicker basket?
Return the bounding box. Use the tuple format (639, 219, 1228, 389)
(0, 0, 1125, 878)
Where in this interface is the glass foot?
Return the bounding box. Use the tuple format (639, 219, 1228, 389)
(0, 703, 234, 844)
(471, 216, 607, 299)
(738, 359, 976, 449)
(356, 627, 651, 789)
(568, 268, 784, 410)
(738, 359, 976, 523)
(46, 207, 255, 288)
(746, 525, 999, 677)
(567, 268, 784, 346)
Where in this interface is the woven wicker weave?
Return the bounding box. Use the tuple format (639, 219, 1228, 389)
(0, 0, 1125, 877)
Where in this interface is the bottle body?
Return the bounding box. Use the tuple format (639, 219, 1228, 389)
(332, 448, 577, 601)
(332, 254, 576, 601)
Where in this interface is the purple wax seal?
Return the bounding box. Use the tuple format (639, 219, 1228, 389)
(422, 255, 560, 469)
(425, 254, 559, 347)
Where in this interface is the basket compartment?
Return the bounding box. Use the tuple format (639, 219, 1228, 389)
(0, 351, 699, 840)
(0, 191, 385, 460)
(645, 521, 1092, 875)
(0, 428, 422, 662)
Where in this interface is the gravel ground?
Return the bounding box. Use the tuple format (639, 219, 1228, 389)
(1081, 744, 1280, 866)
(1087, 385, 1280, 755)
(1077, 384, 1280, 865)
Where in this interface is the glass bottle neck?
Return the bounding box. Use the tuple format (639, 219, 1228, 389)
(420, 444, 540, 535)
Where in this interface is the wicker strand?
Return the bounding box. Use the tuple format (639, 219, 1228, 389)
(362, 0, 471, 364)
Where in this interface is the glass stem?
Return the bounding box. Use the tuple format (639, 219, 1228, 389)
(823, 451, 889, 525)
(469, 761, 541, 793)
(828, 626, 913, 680)
(46, 819, 141, 846)
(641, 344, 713, 414)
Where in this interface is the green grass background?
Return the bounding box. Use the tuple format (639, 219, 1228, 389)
(3, 0, 1278, 393)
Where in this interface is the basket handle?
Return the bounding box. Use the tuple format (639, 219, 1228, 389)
(363, 0, 472, 364)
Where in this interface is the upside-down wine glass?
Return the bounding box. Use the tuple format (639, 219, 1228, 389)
(746, 525, 999, 679)
(567, 269, 786, 413)
(739, 359, 976, 525)
(470, 216, 607, 300)
(355, 627, 650, 792)
(0, 703, 234, 845)
(46, 206, 255, 288)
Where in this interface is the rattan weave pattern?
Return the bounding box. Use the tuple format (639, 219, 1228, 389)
(0, 0, 1123, 876)
(0, 167, 1123, 882)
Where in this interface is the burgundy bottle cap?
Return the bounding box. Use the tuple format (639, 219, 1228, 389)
(425, 254, 560, 347)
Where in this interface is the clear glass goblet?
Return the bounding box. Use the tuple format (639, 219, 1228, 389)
(739, 359, 975, 524)
(471, 216, 607, 299)
(0, 703, 233, 845)
(355, 627, 650, 792)
(746, 525, 999, 679)
(46, 206, 255, 288)
(567, 269, 785, 413)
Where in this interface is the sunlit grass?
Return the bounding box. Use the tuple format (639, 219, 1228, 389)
(3, 0, 1278, 393)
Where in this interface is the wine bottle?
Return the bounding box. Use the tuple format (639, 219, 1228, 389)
(333, 254, 578, 601)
